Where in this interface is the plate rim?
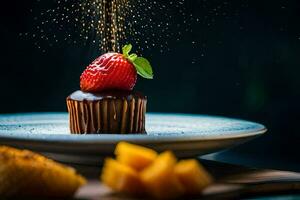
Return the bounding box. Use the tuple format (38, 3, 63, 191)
(0, 112, 267, 144)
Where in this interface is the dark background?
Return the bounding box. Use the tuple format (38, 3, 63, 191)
(0, 0, 299, 171)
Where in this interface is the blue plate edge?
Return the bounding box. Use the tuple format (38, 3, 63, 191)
(0, 112, 267, 143)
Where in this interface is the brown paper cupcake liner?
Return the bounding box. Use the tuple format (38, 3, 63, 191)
(66, 97, 146, 134)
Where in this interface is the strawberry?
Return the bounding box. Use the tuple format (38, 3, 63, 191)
(80, 53, 137, 92)
(80, 44, 154, 92)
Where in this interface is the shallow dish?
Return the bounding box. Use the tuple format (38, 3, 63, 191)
(0, 113, 266, 165)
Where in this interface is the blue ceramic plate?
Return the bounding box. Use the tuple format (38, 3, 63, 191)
(0, 113, 266, 164)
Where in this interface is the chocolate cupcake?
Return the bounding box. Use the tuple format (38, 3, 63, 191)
(67, 90, 147, 134)
(67, 44, 153, 134)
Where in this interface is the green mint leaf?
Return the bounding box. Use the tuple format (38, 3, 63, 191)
(121, 44, 154, 80)
(133, 57, 154, 79)
(128, 53, 137, 62)
(122, 44, 132, 57)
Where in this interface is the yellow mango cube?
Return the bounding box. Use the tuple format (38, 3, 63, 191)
(115, 142, 158, 171)
(175, 159, 213, 195)
(101, 158, 144, 195)
(140, 151, 185, 199)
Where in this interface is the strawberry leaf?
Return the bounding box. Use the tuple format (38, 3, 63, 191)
(122, 44, 132, 57)
(133, 57, 154, 79)
(128, 53, 137, 62)
(121, 44, 154, 79)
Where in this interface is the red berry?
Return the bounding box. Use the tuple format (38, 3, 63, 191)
(80, 53, 137, 92)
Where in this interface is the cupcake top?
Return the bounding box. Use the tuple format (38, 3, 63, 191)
(67, 90, 146, 101)
(80, 44, 153, 93)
